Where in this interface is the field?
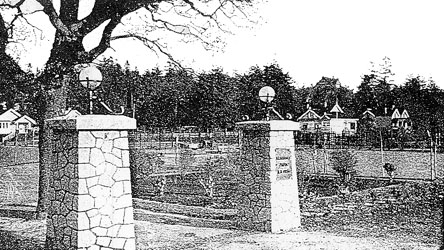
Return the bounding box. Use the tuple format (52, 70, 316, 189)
(0, 146, 443, 248)
(296, 148, 444, 180)
(0, 162, 442, 247)
(0, 163, 38, 206)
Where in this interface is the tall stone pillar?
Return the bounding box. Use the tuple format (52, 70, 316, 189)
(46, 115, 137, 250)
(235, 120, 301, 233)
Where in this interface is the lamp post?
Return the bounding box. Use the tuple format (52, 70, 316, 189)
(78, 65, 103, 114)
(258, 86, 285, 120)
(78, 65, 124, 115)
(259, 86, 275, 121)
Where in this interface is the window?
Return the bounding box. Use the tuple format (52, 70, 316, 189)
(350, 123, 356, 130)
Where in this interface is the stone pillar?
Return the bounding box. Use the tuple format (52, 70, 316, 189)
(235, 120, 301, 233)
(46, 115, 137, 250)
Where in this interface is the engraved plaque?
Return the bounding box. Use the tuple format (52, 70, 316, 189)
(276, 148, 292, 180)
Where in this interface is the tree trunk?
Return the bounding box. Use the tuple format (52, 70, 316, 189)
(34, 34, 82, 218)
(35, 81, 68, 219)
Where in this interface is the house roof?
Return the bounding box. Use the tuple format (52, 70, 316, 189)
(321, 112, 356, 120)
(330, 103, 344, 114)
(297, 108, 321, 121)
(391, 109, 401, 119)
(362, 109, 376, 118)
(320, 112, 331, 120)
(390, 108, 411, 119)
(60, 109, 82, 119)
(401, 110, 410, 119)
(13, 115, 37, 125)
(0, 108, 21, 122)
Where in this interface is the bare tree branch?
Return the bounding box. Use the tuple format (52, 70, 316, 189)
(0, 0, 26, 9)
(35, 0, 73, 37)
(0, 0, 44, 45)
(85, 15, 123, 61)
(147, 11, 213, 48)
(75, 0, 162, 36)
(111, 33, 189, 71)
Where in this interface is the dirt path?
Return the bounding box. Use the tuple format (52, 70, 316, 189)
(136, 221, 438, 250)
(0, 217, 438, 250)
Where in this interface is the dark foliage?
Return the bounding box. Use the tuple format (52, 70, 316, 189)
(330, 150, 357, 186)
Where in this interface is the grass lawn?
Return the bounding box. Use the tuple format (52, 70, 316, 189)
(0, 163, 38, 206)
(0, 161, 442, 248)
(303, 212, 441, 245)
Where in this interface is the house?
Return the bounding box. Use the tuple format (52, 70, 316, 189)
(391, 109, 412, 130)
(0, 108, 21, 136)
(297, 108, 321, 133)
(14, 115, 37, 134)
(0, 108, 37, 141)
(360, 108, 412, 131)
(325, 102, 358, 135)
(297, 102, 358, 135)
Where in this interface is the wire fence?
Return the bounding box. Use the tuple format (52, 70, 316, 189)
(294, 131, 440, 151)
(2, 128, 39, 147)
(128, 127, 241, 151)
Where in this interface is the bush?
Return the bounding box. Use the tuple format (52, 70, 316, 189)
(330, 150, 357, 188)
(383, 163, 397, 182)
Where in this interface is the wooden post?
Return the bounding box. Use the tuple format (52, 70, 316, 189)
(312, 150, 317, 174)
(434, 143, 437, 179)
(380, 130, 385, 177)
(24, 129, 28, 146)
(432, 138, 436, 180)
(428, 130, 436, 180)
(31, 128, 35, 146)
(323, 141, 327, 174)
(158, 127, 161, 149)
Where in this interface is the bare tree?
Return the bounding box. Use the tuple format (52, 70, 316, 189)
(0, 3, 25, 74)
(0, 0, 257, 218)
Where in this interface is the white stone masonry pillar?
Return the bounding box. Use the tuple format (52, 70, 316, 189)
(46, 115, 137, 250)
(236, 120, 301, 233)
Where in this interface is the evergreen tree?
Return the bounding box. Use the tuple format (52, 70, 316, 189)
(237, 64, 297, 120)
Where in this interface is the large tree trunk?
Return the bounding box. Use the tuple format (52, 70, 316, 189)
(35, 82, 68, 219)
(35, 33, 83, 219)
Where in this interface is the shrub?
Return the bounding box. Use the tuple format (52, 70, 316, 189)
(330, 150, 357, 188)
(383, 163, 397, 182)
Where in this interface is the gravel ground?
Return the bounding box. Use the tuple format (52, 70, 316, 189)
(0, 216, 439, 250)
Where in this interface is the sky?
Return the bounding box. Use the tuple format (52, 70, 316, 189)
(8, 0, 444, 90)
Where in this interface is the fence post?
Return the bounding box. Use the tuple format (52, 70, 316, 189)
(158, 127, 162, 149)
(380, 130, 385, 177)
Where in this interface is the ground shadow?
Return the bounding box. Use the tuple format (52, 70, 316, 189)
(0, 229, 45, 250)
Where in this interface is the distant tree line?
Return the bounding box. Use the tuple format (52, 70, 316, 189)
(66, 59, 299, 130)
(2, 57, 444, 136)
